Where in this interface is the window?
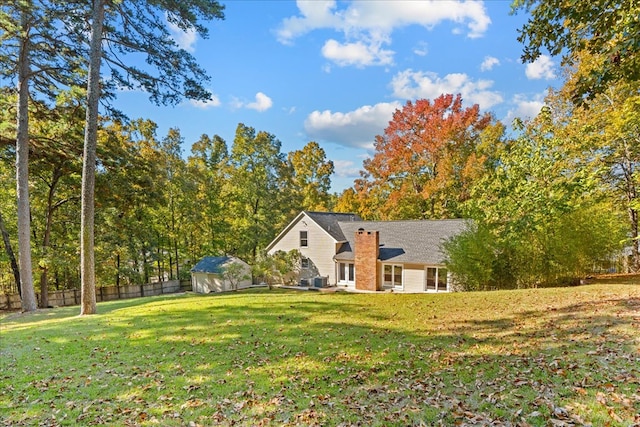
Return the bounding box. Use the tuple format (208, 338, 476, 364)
(301, 258, 309, 269)
(437, 268, 448, 291)
(383, 264, 403, 288)
(426, 267, 448, 292)
(338, 262, 355, 284)
(426, 268, 437, 291)
(300, 231, 308, 247)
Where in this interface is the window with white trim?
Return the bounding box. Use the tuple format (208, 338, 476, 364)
(426, 267, 448, 292)
(383, 264, 403, 288)
(300, 230, 308, 247)
(338, 262, 355, 284)
(301, 258, 309, 269)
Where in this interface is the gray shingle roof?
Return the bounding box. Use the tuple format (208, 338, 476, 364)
(335, 219, 469, 264)
(191, 256, 233, 273)
(305, 211, 362, 241)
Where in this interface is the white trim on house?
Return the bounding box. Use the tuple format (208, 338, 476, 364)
(336, 261, 355, 287)
(382, 263, 404, 291)
(266, 211, 345, 253)
(425, 266, 449, 292)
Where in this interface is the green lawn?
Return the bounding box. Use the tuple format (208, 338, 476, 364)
(1, 285, 639, 426)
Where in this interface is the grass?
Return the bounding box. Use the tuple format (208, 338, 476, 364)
(1, 284, 639, 426)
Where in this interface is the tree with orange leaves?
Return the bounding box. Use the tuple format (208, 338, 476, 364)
(356, 93, 503, 220)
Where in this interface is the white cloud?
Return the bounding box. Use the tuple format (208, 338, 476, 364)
(167, 20, 197, 53)
(233, 92, 273, 112)
(413, 41, 428, 57)
(390, 69, 504, 110)
(506, 93, 546, 123)
(304, 101, 401, 149)
(333, 159, 361, 178)
(321, 38, 394, 67)
(276, 1, 491, 67)
(480, 56, 499, 71)
(247, 92, 273, 112)
(525, 55, 556, 80)
(188, 94, 221, 109)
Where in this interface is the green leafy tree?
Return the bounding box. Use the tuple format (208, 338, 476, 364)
(226, 124, 292, 262)
(220, 261, 251, 291)
(1, 1, 85, 311)
(29, 91, 84, 307)
(79, 0, 225, 314)
(550, 78, 640, 271)
(288, 142, 334, 211)
(447, 108, 627, 289)
(512, 0, 640, 103)
(95, 119, 164, 287)
(186, 134, 229, 259)
(252, 250, 301, 289)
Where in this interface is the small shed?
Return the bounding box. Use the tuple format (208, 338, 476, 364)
(191, 256, 252, 293)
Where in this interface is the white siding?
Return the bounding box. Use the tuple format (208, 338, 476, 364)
(402, 264, 426, 293)
(192, 272, 223, 293)
(192, 263, 252, 293)
(268, 213, 339, 285)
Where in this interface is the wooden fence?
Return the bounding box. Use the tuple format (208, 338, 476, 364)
(0, 279, 192, 311)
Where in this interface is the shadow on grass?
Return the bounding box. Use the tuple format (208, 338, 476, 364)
(2, 286, 640, 426)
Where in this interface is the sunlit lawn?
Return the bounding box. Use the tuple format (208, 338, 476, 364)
(1, 283, 639, 426)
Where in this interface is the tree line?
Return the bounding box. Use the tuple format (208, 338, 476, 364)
(1, 0, 638, 310)
(334, 0, 639, 289)
(0, 98, 335, 306)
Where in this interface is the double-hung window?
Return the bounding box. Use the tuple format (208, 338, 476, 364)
(383, 264, 403, 288)
(426, 267, 448, 292)
(300, 231, 308, 248)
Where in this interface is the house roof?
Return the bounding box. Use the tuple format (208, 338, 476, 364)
(191, 256, 239, 273)
(304, 211, 362, 241)
(265, 211, 362, 252)
(334, 219, 469, 265)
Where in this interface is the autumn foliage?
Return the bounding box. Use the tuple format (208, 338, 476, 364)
(356, 94, 497, 219)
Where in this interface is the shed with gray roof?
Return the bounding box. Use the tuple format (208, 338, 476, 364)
(191, 256, 252, 293)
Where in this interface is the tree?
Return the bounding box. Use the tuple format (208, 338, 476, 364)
(1, 1, 87, 311)
(79, 0, 104, 315)
(79, 0, 225, 314)
(29, 90, 84, 307)
(446, 108, 627, 289)
(156, 128, 188, 280)
(226, 124, 292, 261)
(220, 261, 251, 291)
(551, 78, 640, 271)
(357, 94, 498, 220)
(186, 134, 229, 259)
(0, 209, 20, 296)
(512, 0, 640, 103)
(252, 250, 301, 289)
(289, 142, 334, 211)
(333, 187, 361, 215)
(95, 119, 164, 288)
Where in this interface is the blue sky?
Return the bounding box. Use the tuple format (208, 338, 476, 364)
(112, 0, 562, 192)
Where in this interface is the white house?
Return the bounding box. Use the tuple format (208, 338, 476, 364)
(191, 256, 252, 293)
(265, 211, 468, 293)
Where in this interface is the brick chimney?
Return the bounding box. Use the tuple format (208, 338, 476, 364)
(355, 229, 380, 291)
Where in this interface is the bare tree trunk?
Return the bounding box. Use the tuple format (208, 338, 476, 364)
(80, 0, 105, 315)
(16, 7, 37, 312)
(0, 210, 21, 296)
(629, 207, 639, 272)
(39, 168, 62, 308)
